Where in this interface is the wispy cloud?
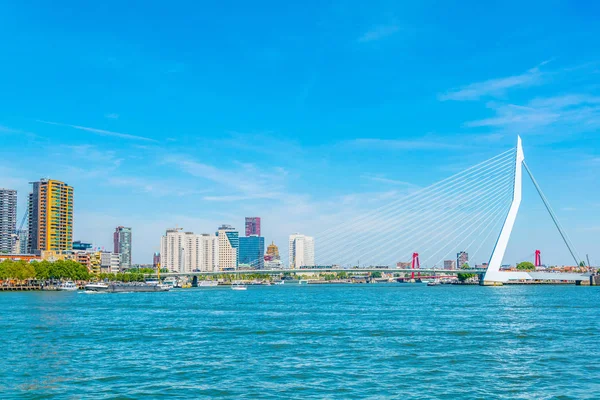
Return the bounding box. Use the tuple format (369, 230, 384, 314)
(164, 155, 287, 201)
(105, 113, 119, 119)
(348, 137, 462, 150)
(37, 120, 157, 142)
(361, 174, 414, 186)
(464, 94, 600, 132)
(107, 177, 208, 197)
(0, 125, 21, 134)
(358, 24, 400, 43)
(65, 144, 123, 167)
(439, 63, 547, 101)
(202, 193, 282, 202)
(0, 125, 39, 138)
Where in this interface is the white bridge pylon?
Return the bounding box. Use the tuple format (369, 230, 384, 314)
(483, 136, 583, 285)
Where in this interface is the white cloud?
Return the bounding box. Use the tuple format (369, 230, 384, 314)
(361, 174, 414, 186)
(358, 24, 400, 43)
(439, 64, 545, 101)
(107, 177, 208, 197)
(37, 120, 157, 142)
(202, 193, 282, 202)
(464, 94, 600, 133)
(348, 137, 462, 150)
(163, 155, 287, 201)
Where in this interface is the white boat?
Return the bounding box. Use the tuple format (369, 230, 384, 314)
(298, 279, 308, 285)
(58, 281, 78, 291)
(163, 277, 177, 288)
(231, 283, 247, 291)
(427, 280, 440, 286)
(274, 280, 284, 285)
(85, 282, 109, 292)
(198, 281, 219, 287)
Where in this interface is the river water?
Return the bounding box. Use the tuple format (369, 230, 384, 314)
(1, 284, 599, 399)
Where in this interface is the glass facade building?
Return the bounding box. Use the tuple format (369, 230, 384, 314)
(239, 235, 265, 269)
(73, 240, 92, 251)
(114, 226, 132, 269)
(0, 188, 17, 253)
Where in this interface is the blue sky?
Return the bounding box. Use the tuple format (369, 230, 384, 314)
(1, 0, 599, 265)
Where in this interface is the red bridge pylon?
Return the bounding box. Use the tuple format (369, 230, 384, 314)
(412, 252, 420, 280)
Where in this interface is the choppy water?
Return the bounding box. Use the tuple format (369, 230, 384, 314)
(1, 284, 599, 399)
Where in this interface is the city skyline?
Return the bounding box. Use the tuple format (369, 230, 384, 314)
(1, 1, 599, 265)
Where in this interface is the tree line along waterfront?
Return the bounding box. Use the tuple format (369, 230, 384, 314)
(0, 260, 158, 284)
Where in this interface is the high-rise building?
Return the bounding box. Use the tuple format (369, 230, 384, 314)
(113, 226, 132, 269)
(0, 189, 17, 253)
(160, 228, 185, 272)
(160, 228, 218, 273)
(153, 252, 161, 269)
(444, 260, 456, 270)
(217, 225, 238, 270)
(289, 233, 315, 269)
(245, 217, 261, 237)
(239, 235, 265, 269)
(198, 234, 219, 272)
(27, 179, 73, 254)
(265, 241, 280, 261)
(457, 251, 469, 269)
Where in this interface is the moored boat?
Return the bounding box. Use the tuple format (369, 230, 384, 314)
(57, 281, 78, 291)
(198, 281, 219, 287)
(84, 282, 109, 292)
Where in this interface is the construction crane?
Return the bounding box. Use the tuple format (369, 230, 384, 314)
(10, 212, 28, 253)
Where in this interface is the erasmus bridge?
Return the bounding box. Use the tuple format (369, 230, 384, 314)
(161, 137, 591, 285)
(311, 136, 589, 285)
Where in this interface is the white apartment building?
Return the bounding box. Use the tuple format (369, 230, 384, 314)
(217, 225, 238, 270)
(160, 228, 218, 273)
(289, 233, 315, 269)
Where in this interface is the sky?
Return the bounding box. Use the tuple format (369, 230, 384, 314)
(1, 0, 599, 266)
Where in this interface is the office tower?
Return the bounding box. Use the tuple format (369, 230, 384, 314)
(217, 225, 239, 270)
(245, 217, 261, 237)
(113, 226, 132, 269)
(444, 260, 456, 270)
(27, 179, 74, 254)
(0, 189, 17, 253)
(239, 235, 265, 269)
(457, 251, 469, 269)
(289, 233, 315, 269)
(153, 252, 161, 269)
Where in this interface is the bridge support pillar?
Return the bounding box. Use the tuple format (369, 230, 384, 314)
(192, 276, 198, 287)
